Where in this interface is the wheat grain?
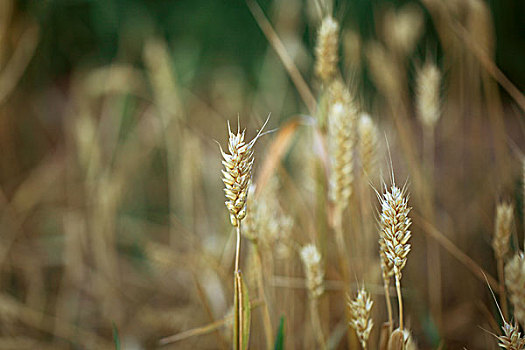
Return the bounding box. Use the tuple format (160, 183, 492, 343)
(348, 288, 374, 349)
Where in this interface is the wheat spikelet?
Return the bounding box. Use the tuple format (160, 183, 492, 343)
(315, 16, 339, 83)
(505, 252, 525, 327)
(493, 202, 514, 260)
(221, 120, 265, 227)
(328, 93, 357, 210)
(348, 288, 374, 349)
(358, 113, 379, 178)
(379, 184, 412, 279)
(416, 62, 441, 129)
(300, 244, 324, 299)
(497, 321, 525, 350)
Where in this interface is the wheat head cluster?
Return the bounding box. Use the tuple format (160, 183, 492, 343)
(0, 0, 524, 349)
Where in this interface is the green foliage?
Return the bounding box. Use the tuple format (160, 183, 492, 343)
(112, 323, 121, 350)
(274, 316, 285, 350)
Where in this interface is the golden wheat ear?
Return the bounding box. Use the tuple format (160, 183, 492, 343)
(484, 271, 525, 349)
(315, 16, 339, 84)
(347, 287, 374, 350)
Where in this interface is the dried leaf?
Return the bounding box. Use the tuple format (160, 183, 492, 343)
(234, 271, 251, 350)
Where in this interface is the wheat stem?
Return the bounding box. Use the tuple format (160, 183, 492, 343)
(309, 297, 326, 350)
(395, 274, 404, 330)
(334, 208, 350, 284)
(497, 258, 508, 319)
(383, 280, 394, 335)
(235, 224, 242, 273)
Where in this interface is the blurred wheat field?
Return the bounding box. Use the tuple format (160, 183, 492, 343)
(0, 0, 524, 349)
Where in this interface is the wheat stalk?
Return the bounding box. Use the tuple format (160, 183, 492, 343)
(378, 183, 412, 330)
(221, 117, 268, 349)
(347, 287, 374, 349)
(315, 16, 339, 83)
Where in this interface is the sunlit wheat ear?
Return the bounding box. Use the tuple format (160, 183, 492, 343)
(505, 252, 525, 327)
(300, 244, 324, 299)
(493, 202, 514, 260)
(378, 182, 411, 330)
(497, 321, 525, 350)
(328, 102, 356, 210)
(348, 288, 374, 349)
(328, 79, 351, 106)
(379, 184, 412, 280)
(416, 62, 441, 129)
(358, 113, 379, 179)
(221, 120, 265, 227)
(315, 16, 339, 83)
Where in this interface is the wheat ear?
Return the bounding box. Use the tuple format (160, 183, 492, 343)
(348, 288, 374, 350)
(505, 252, 525, 328)
(221, 117, 268, 349)
(300, 244, 326, 349)
(379, 184, 411, 330)
(497, 321, 525, 350)
(315, 16, 339, 83)
(493, 202, 514, 318)
(416, 61, 441, 130)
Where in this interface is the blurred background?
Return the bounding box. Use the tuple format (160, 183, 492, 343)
(0, 0, 524, 349)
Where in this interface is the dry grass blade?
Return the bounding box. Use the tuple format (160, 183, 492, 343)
(387, 329, 405, 350)
(159, 318, 229, 346)
(159, 299, 263, 346)
(255, 117, 301, 196)
(233, 271, 251, 350)
(246, 0, 316, 114)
